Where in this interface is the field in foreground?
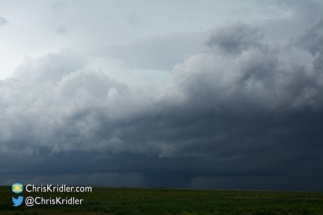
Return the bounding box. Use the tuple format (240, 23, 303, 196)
(1, 186, 323, 215)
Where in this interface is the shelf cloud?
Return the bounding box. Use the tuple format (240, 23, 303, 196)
(0, 0, 322, 191)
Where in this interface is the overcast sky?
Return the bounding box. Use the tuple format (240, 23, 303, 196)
(1, 0, 323, 191)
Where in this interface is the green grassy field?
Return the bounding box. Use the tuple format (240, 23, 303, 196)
(1, 186, 323, 215)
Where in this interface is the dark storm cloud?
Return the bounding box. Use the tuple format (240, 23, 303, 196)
(295, 16, 323, 56)
(0, 17, 8, 26)
(1, 2, 323, 191)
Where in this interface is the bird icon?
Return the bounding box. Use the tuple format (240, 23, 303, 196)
(12, 196, 24, 207)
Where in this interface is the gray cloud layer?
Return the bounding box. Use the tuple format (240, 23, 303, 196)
(205, 22, 264, 53)
(1, 1, 323, 191)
